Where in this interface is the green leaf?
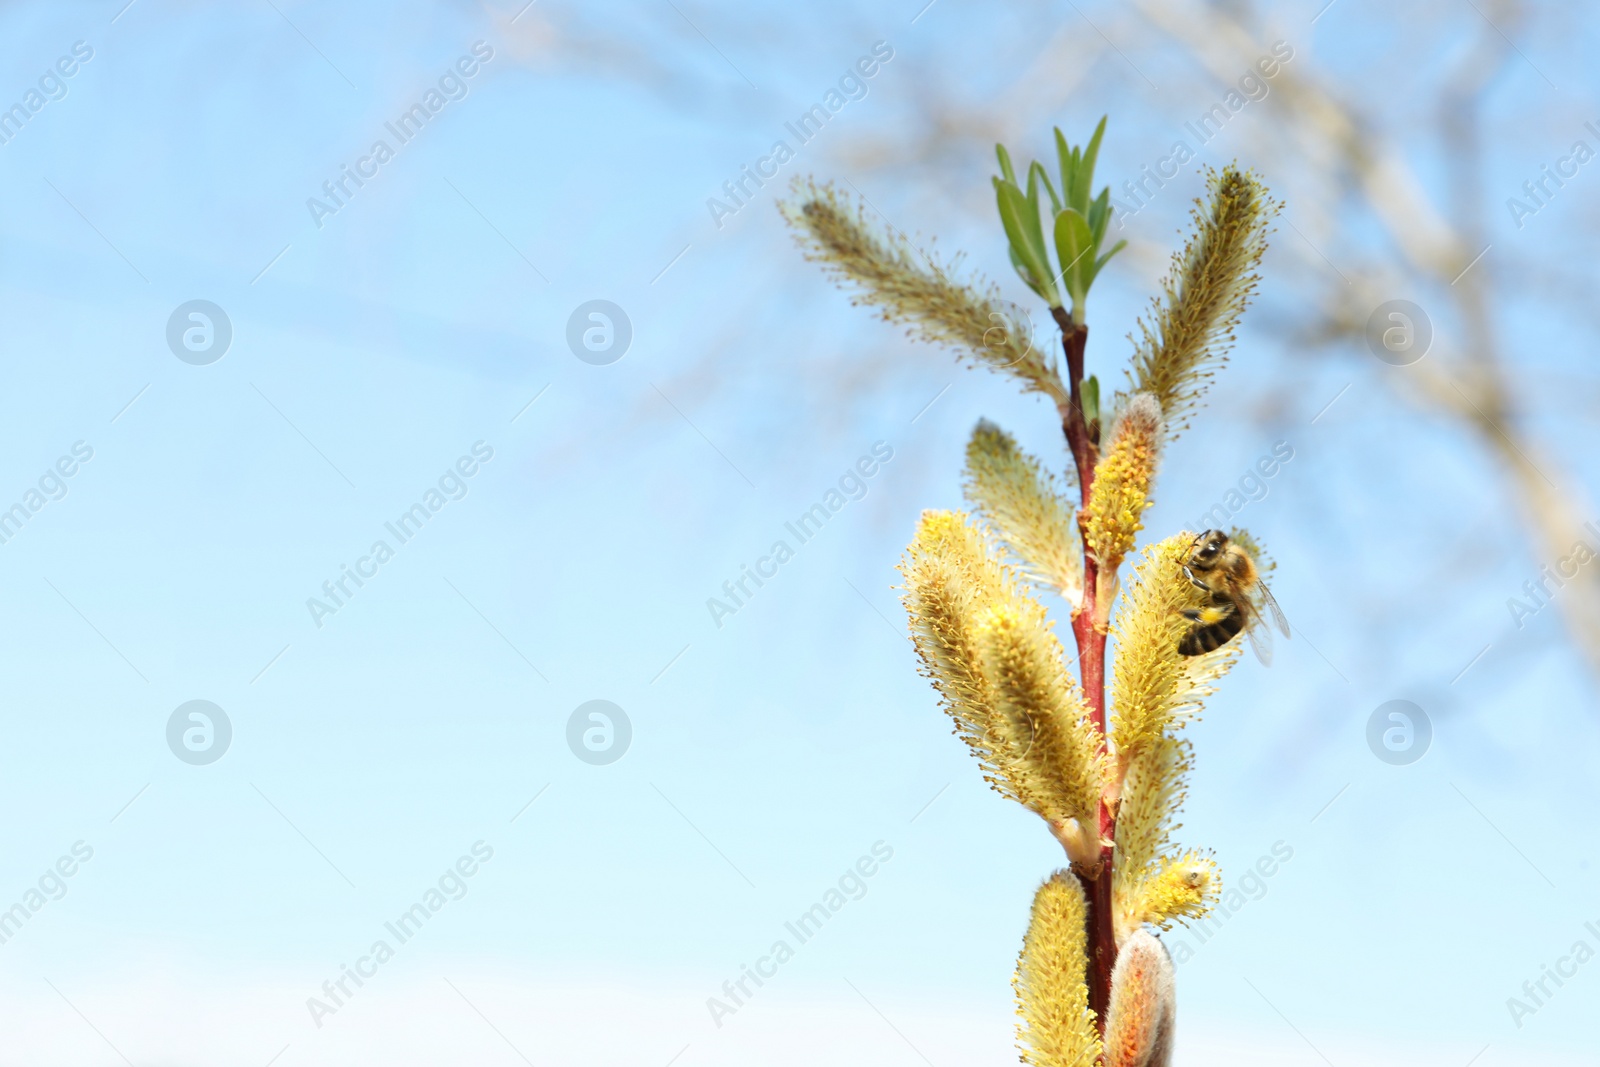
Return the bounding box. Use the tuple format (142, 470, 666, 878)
(995, 143, 1018, 186)
(1054, 128, 1073, 202)
(1077, 116, 1107, 214)
(1087, 188, 1111, 248)
(1007, 243, 1039, 295)
(1053, 207, 1093, 306)
(1010, 176, 1056, 289)
(1082, 375, 1101, 429)
(1030, 161, 1061, 215)
(996, 179, 1060, 306)
(1056, 129, 1068, 199)
(1066, 146, 1085, 212)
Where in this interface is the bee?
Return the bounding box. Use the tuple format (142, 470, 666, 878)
(1177, 530, 1290, 664)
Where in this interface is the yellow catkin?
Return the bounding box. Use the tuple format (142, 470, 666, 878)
(1112, 735, 1191, 943)
(1015, 872, 1103, 1067)
(778, 178, 1069, 406)
(976, 604, 1105, 862)
(900, 510, 1009, 791)
(1103, 930, 1176, 1067)
(1084, 394, 1164, 585)
(1125, 166, 1276, 438)
(900, 512, 1104, 858)
(1134, 851, 1220, 932)
(964, 420, 1082, 604)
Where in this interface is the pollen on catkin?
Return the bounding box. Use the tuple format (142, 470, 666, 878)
(964, 419, 1083, 605)
(779, 179, 1069, 405)
(1085, 394, 1164, 588)
(1015, 872, 1103, 1067)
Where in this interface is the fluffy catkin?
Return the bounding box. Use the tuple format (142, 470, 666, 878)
(1085, 394, 1164, 592)
(1015, 872, 1103, 1067)
(1132, 851, 1220, 934)
(779, 179, 1069, 405)
(900, 511, 1009, 792)
(1103, 930, 1176, 1067)
(964, 419, 1082, 604)
(1112, 735, 1191, 942)
(1125, 166, 1275, 437)
(901, 511, 1104, 859)
(976, 603, 1105, 862)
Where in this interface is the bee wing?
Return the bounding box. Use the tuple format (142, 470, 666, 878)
(1258, 581, 1291, 638)
(1245, 607, 1274, 666)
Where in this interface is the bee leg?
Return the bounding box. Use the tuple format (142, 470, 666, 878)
(1182, 565, 1210, 591)
(1180, 608, 1203, 621)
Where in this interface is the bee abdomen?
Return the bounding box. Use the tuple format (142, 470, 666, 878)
(1179, 603, 1244, 656)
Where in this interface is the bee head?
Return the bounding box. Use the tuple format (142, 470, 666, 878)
(1191, 529, 1229, 564)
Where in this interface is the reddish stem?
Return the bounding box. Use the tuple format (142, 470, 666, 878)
(1050, 308, 1116, 1039)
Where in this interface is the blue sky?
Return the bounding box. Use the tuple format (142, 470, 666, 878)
(0, 1, 1595, 1064)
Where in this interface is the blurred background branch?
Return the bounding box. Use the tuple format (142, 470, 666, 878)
(496, 0, 1600, 695)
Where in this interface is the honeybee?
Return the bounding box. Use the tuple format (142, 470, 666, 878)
(1177, 529, 1290, 664)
